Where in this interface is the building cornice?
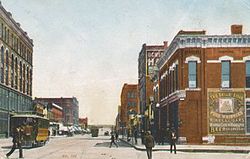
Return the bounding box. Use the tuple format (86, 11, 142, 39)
(0, 3, 33, 48)
(158, 34, 250, 69)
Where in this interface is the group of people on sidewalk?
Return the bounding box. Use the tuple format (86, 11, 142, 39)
(143, 128, 177, 159)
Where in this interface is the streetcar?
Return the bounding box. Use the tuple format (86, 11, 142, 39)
(10, 114, 49, 147)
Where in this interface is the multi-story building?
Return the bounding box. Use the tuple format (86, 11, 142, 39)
(35, 97, 79, 126)
(138, 42, 167, 134)
(47, 102, 63, 123)
(79, 117, 88, 129)
(115, 105, 121, 133)
(0, 3, 33, 137)
(120, 84, 138, 135)
(157, 25, 250, 144)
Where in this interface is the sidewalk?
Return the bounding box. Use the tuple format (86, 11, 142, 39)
(0, 138, 12, 157)
(120, 136, 250, 154)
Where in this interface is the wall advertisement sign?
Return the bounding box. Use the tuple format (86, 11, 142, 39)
(208, 90, 245, 134)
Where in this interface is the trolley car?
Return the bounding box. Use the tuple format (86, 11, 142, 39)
(10, 114, 49, 147)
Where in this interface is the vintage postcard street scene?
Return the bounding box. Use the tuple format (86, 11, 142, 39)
(0, 0, 250, 159)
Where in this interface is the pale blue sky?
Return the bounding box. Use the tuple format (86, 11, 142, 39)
(1, 0, 250, 124)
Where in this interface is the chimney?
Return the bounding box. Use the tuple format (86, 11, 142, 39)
(163, 41, 168, 49)
(231, 25, 242, 34)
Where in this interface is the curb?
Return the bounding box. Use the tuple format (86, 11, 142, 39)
(120, 139, 250, 154)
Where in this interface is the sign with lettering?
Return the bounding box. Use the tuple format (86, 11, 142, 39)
(208, 90, 245, 134)
(147, 51, 163, 76)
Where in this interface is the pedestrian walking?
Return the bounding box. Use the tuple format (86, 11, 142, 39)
(141, 130, 145, 144)
(115, 131, 119, 141)
(109, 134, 118, 148)
(6, 125, 24, 158)
(144, 131, 155, 159)
(134, 129, 138, 144)
(169, 128, 177, 154)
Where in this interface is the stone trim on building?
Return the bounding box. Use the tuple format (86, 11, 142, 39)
(158, 34, 250, 69)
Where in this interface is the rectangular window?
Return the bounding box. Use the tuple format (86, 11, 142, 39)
(1, 24, 3, 39)
(246, 61, 250, 88)
(127, 101, 131, 107)
(247, 102, 250, 133)
(175, 65, 178, 90)
(188, 61, 197, 88)
(221, 61, 230, 88)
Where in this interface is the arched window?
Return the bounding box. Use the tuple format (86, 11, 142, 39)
(26, 66, 29, 94)
(15, 57, 18, 89)
(0, 46, 4, 83)
(11, 54, 14, 87)
(19, 61, 22, 91)
(5, 50, 9, 85)
(30, 69, 32, 95)
(23, 63, 25, 93)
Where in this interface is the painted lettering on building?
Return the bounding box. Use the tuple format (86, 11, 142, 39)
(208, 91, 245, 134)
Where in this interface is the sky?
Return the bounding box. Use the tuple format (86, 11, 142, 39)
(1, 0, 250, 125)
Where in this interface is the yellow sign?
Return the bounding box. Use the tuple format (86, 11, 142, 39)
(208, 91, 245, 134)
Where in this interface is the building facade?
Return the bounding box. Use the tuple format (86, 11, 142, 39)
(47, 102, 63, 123)
(0, 3, 33, 137)
(138, 42, 167, 134)
(115, 105, 121, 133)
(120, 84, 138, 135)
(157, 25, 250, 144)
(35, 97, 79, 126)
(79, 117, 88, 129)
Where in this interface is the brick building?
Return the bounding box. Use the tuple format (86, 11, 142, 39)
(79, 117, 88, 129)
(35, 97, 79, 126)
(0, 3, 33, 137)
(138, 42, 167, 133)
(157, 25, 250, 144)
(47, 103, 63, 123)
(120, 84, 138, 134)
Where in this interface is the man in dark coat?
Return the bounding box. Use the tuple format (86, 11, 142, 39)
(109, 133, 118, 148)
(169, 128, 177, 154)
(115, 131, 119, 141)
(134, 129, 138, 144)
(144, 131, 154, 159)
(6, 126, 24, 158)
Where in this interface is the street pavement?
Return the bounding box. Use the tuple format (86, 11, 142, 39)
(121, 136, 250, 153)
(0, 134, 250, 159)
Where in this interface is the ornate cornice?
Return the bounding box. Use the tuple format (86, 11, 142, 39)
(158, 34, 250, 69)
(0, 3, 33, 48)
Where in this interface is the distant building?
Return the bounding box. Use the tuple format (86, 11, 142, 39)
(157, 25, 250, 144)
(0, 3, 34, 137)
(115, 105, 121, 132)
(79, 117, 88, 129)
(120, 83, 139, 134)
(35, 97, 79, 126)
(47, 102, 63, 123)
(138, 42, 167, 133)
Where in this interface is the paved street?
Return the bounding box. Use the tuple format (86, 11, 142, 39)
(0, 135, 250, 159)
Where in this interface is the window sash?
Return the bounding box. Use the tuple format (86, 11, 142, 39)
(221, 61, 230, 88)
(188, 61, 197, 88)
(246, 61, 250, 88)
(247, 117, 250, 133)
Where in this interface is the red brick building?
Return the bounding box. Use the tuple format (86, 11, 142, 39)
(35, 97, 79, 126)
(48, 103, 63, 123)
(79, 117, 88, 129)
(138, 42, 167, 133)
(157, 25, 250, 144)
(120, 84, 139, 132)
